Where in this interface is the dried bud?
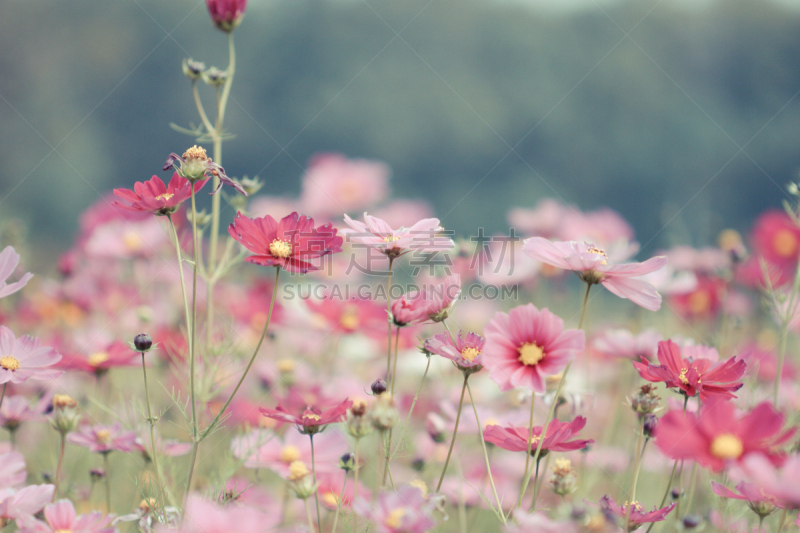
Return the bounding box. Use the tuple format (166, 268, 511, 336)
(52, 394, 77, 409)
(182, 58, 206, 81)
(630, 384, 661, 414)
(548, 458, 578, 496)
(371, 379, 387, 396)
(339, 453, 355, 472)
(642, 414, 658, 438)
(346, 399, 373, 439)
(370, 394, 399, 431)
(134, 333, 153, 352)
(202, 67, 228, 87)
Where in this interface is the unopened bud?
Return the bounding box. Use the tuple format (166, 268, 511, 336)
(339, 453, 355, 472)
(630, 384, 660, 414)
(202, 67, 228, 87)
(287, 461, 315, 499)
(642, 414, 658, 438)
(682, 515, 702, 530)
(90, 468, 106, 482)
(182, 58, 206, 81)
(370, 394, 398, 431)
(134, 333, 153, 352)
(371, 379, 387, 396)
(548, 458, 578, 496)
(51, 395, 80, 435)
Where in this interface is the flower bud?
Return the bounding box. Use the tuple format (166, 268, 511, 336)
(671, 488, 682, 500)
(370, 394, 399, 431)
(51, 394, 80, 435)
(134, 333, 153, 352)
(202, 67, 228, 87)
(181, 146, 212, 181)
(642, 414, 658, 438)
(629, 384, 660, 414)
(425, 413, 447, 444)
(548, 458, 578, 496)
(371, 379, 387, 396)
(346, 399, 373, 439)
(182, 58, 206, 81)
(287, 461, 316, 499)
(139, 498, 157, 514)
(682, 515, 702, 530)
(90, 468, 106, 482)
(206, 0, 248, 32)
(339, 452, 355, 472)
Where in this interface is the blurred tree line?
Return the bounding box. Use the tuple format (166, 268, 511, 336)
(1, 0, 799, 260)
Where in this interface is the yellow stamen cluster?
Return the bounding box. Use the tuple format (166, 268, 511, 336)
(96, 429, 112, 444)
(552, 458, 573, 475)
(679, 368, 689, 384)
(303, 413, 321, 422)
(624, 501, 644, 513)
(52, 394, 77, 409)
(155, 192, 174, 202)
(409, 478, 428, 498)
(385, 508, 407, 529)
(383, 235, 399, 243)
(773, 229, 799, 258)
(340, 311, 359, 331)
(518, 343, 545, 366)
(461, 347, 481, 362)
(87, 352, 109, 367)
(182, 145, 209, 162)
(0, 356, 20, 371)
(288, 460, 310, 481)
(280, 445, 302, 464)
(710, 433, 744, 459)
(322, 491, 339, 507)
(277, 359, 295, 373)
(269, 239, 292, 259)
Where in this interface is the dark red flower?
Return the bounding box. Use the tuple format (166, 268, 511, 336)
(206, 0, 248, 32)
(483, 416, 593, 455)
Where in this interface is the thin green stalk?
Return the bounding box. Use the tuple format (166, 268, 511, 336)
(684, 462, 698, 515)
(183, 187, 200, 498)
(330, 471, 348, 533)
(168, 216, 192, 350)
(381, 326, 402, 485)
(394, 355, 432, 447)
(384, 258, 395, 381)
(437, 374, 469, 492)
(773, 251, 800, 405)
(0, 383, 5, 411)
(305, 498, 316, 533)
(624, 417, 646, 531)
(532, 455, 550, 511)
(141, 352, 164, 506)
(353, 438, 360, 532)
(53, 433, 65, 501)
(777, 507, 788, 533)
(517, 392, 536, 508)
(467, 380, 506, 523)
(530, 457, 543, 511)
(310, 434, 322, 533)
(103, 452, 111, 513)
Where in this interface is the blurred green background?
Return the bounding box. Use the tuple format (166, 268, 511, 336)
(2, 0, 800, 261)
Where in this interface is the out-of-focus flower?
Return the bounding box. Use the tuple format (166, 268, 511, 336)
(205, 0, 248, 32)
(158, 495, 279, 533)
(751, 210, 800, 281)
(390, 292, 428, 327)
(424, 331, 484, 372)
(260, 399, 352, 435)
(163, 146, 245, 195)
(306, 296, 385, 336)
(0, 395, 47, 431)
(229, 212, 343, 273)
(0, 247, 32, 300)
(0, 484, 54, 522)
(711, 481, 782, 518)
(669, 274, 727, 321)
(67, 423, 138, 454)
(0, 452, 26, 488)
(300, 153, 390, 217)
(591, 328, 661, 361)
(231, 428, 346, 477)
(59, 340, 140, 376)
(16, 499, 113, 533)
(113, 173, 207, 216)
(421, 274, 461, 322)
(483, 417, 593, 455)
(633, 339, 745, 401)
(503, 510, 578, 533)
(654, 400, 794, 472)
(342, 213, 454, 260)
(548, 458, 578, 496)
(523, 238, 668, 311)
(0, 327, 62, 385)
(51, 394, 80, 436)
(599, 495, 675, 531)
(482, 303, 585, 392)
(740, 453, 800, 507)
(353, 485, 435, 533)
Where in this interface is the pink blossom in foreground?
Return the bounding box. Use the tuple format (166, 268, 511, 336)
(420, 274, 461, 322)
(633, 339, 745, 401)
(0, 451, 26, 488)
(0, 247, 32, 300)
(503, 511, 577, 533)
(353, 485, 435, 533)
(390, 293, 429, 327)
(523, 238, 668, 311)
(157, 494, 278, 533)
(300, 153, 390, 217)
(59, 340, 140, 376)
(67, 423, 138, 454)
(482, 303, 585, 392)
(0, 395, 47, 431)
(229, 212, 343, 273)
(599, 495, 675, 531)
(483, 417, 593, 455)
(113, 173, 207, 216)
(0, 327, 62, 385)
(342, 213, 454, 259)
(0, 484, 54, 521)
(16, 499, 113, 533)
(424, 331, 484, 371)
(654, 400, 794, 472)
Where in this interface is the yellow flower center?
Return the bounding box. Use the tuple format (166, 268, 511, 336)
(710, 433, 744, 459)
(280, 445, 302, 464)
(587, 245, 608, 265)
(385, 508, 406, 529)
(773, 229, 798, 258)
(123, 230, 143, 251)
(383, 235, 399, 243)
(277, 359, 295, 373)
(303, 413, 321, 422)
(96, 430, 112, 444)
(88, 352, 109, 367)
(54, 530, 73, 533)
(182, 145, 209, 161)
(155, 192, 174, 202)
(679, 368, 690, 385)
(52, 394, 77, 409)
(322, 491, 339, 507)
(688, 290, 711, 314)
(624, 501, 644, 513)
(461, 347, 481, 362)
(269, 239, 292, 259)
(0, 356, 20, 371)
(288, 460, 310, 481)
(518, 343, 545, 366)
(409, 478, 428, 498)
(340, 311, 360, 331)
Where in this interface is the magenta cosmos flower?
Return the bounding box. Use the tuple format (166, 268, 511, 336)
(633, 339, 745, 401)
(483, 417, 593, 455)
(0, 484, 54, 523)
(16, 499, 113, 533)
(205, 0, 248, 32)
(113, 173, 207, 216)
(353, 485, 435, 533)
(260, 399, 352, 435)
(229, 212, 343, 273)
(654, 400, 794, 472)
(523, 238, 668, 311)
(482, 303, 585, 392)
(343, 213, 454, 259)
(424, 331, 484, 372)
(0, 327, 61, 385)
(67, 423, 138, 454)
(599, 495, 675, 531)
(60, 340, 140, 376)
(420, 274, 461, 322)
(0, 246, 32, 300)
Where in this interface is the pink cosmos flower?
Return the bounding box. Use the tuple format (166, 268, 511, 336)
(67, 423, 138, 454)
(740, 453, 800, 507)
(483, 417, 593, 455)
(0, 327, 61, 385)
(133, 429, 192, 460)
(591, 328, 662, 361)
(633, 339, 745, 401)
(420, 274, 461, 322)
(342, 213, 454, 259)
(260, 399, 352, 435)
(0, 451, 26, 488)
(228, 212, 343, 273)
(0, 484, 54, 522)
(654, 400, 794, 472)
(482, 303, 585, 392)
(523, 238, 668, 311)
(390, 292, 429, 327)
(424, 331, 484, 371)
(16, 499, 113, 533)
(711, 481, 783, 516)
(205, 0, 248, 32)
(0, 395, 47, 431)
(0, 247, 32, 300)
(113, 173, 207, 216)
(300, 153, 390, 217)
(59, 340, 139, 376)
(305, 295, 386, 336)
(353, 485, 435, 533)
(670, 274, 727, 321)
(504, 511, 577, 533)
(599, 495, 675, 531)
(231, 429, 347, 477)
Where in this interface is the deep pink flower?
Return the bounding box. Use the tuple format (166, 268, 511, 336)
(633, 339, 745, 401)
(653, 400, 794, 472)
(0, 484, 54, 521)
(59, 340, 139, 376)
(669, 274, 727, 321)
(424, 331, 484, 371)
(67, 423, 138, 454)
(306, 296, 386, 336)
(523, 238, 668, 311)
(0, 327, 62, 385)
(300, 153, 390, 217)
(483, 417, 593, 455)
(0, 451, 26, 488)
(205, 0, 248, 32)
(16, 499, 113, 533)
(599, 495, 675, 531)
(353, 485, 435, 533)
(113, 173, 207, 216)
(0, 247, 32, 300)
(229, 212, 343, 273)
(342, 213, 454, 259)
(390, 293, 429, 327)
(752, 210, 800, 274)
(482, 303, 585, 392)
(260, 399, 352, 435)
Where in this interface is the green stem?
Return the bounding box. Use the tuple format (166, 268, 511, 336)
(384, 258, 395, 381)
(305, 497, 316, 533)
(624, 417, 646, 532)
(330, 472, 348, 533)
(777, 507, 788, 533)
(0, 383, 5, 411)
(183, 186, 200, 499)
(467, 381, 506, 523)
(773, 251, 800, 405)
(191, 83, 215, 134)
(353, 438, 360, 532)
(437, 374, 469, 492)
(530, 457, 542, 511)
(141, 352, 164, 506)
(381, 326, 402, 486)
(168, 216, 192, 351)
(310, 435, 322, 533)
(517, 392, 536, 508)
(53, 433, 65, 502)
(103, 452, 112, 513)
(684, 461, 698, 515)
(394, 355, 432, 453)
